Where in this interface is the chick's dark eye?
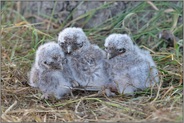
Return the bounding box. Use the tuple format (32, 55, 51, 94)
(77, 42, 83, 47)
(59, 42, 65, 46)
(105, 47, 108, 51)
(118, 48, 126, 53)
(44, 61, 47, 64)
(88, 59, 93, 64)
(52, 56, 58, 60)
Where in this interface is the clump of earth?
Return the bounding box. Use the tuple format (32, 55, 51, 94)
(20, 1, 140, 29)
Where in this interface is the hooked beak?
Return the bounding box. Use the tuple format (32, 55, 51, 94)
(67, 46, 72, 54)
(59, 64, 63, 70)
(107, 53, 111, 59)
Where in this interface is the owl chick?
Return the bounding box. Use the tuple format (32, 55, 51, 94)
(29, 42, 72, 99)
(70, 44, 111, 90)
(58, 27, 111, 94)
(104, 33, 159, 95)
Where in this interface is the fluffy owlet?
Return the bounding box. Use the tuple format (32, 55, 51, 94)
(58, 27, 90, 54)
(104, 33, 159, 95)
(58, 27, 111, 94)
(29, 42, 72, 99)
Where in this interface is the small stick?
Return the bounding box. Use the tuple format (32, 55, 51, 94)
(2, 100, 17, 117)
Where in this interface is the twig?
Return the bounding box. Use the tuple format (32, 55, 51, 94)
(1, 100, 17, 117)
(140, 45, 156, 54)
(161, 86, 174, 99)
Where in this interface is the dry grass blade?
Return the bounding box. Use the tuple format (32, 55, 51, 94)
(2, 100, 17, 116)
(146, 1, 159, 11)
(1, 101, 18, 122)
(140, 45, 156, 54)
(2, 21, 53, 38)
(150, 76, 163, 104)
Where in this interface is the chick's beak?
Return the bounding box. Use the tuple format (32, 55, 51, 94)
(107, 53, 111, 59)
(59, 63, 63, 70)
(67, 46, 72, 54)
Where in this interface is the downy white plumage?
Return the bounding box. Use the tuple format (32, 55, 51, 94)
(29, 42, 72, 99)
(104, 33, 159, 95)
